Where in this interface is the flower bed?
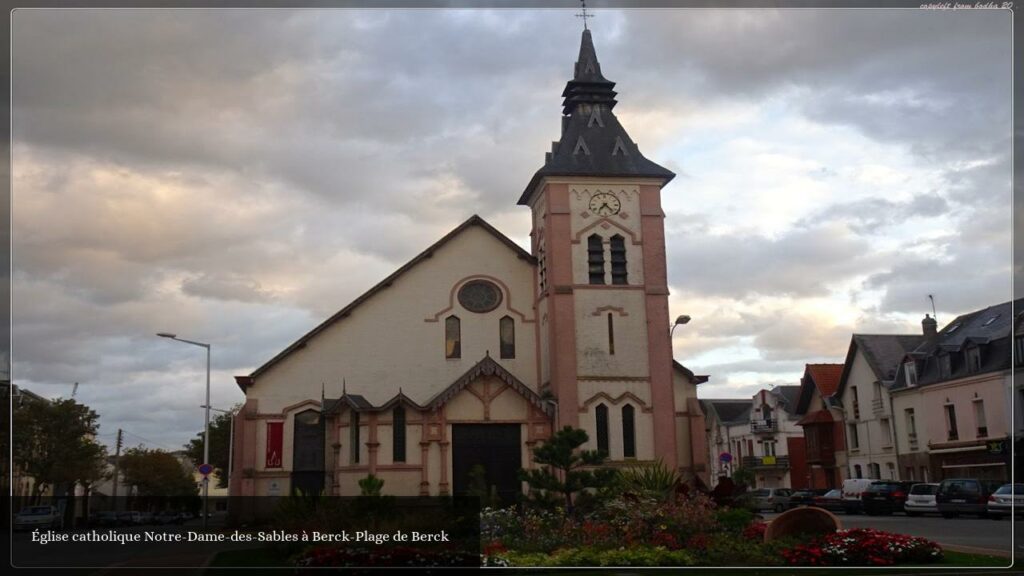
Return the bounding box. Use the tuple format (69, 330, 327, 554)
(781, 528, 943, 566)
(296, 545, 479, 567)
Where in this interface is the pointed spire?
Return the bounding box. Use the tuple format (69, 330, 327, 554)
(574, 29, 608, 83)
(518, 25, 675, 205)
(562, 29, 617, 116)
(342, 378, 347, 395)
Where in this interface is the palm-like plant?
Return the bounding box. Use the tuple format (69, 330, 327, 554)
(616, 459, 680, 500)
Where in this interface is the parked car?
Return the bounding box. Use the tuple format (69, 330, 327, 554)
(861, 481, 914, 515)
(14, 506, 62, 531)
(749, 488, 793, 512)
(904, 483, 940, 516)
(841, 478, 879, 514)
(789, 489, 828, 508)
(986, 483, 1024, 519)
(118, 511, 144, 525)
(936, 478, 1003, 518)
(92, 511, 121, 527)
(155, 510, 182, 525)
(812, 489, 846, 513)
(139, 511, 155, 525)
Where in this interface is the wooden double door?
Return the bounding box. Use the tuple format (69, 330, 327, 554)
(451, 424, 522, 504)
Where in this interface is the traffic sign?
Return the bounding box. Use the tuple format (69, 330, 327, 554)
(198, 463, 214, 476)
(719, 452, 732, 463)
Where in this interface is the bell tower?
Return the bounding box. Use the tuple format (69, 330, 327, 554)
(520, 29, 679, 468)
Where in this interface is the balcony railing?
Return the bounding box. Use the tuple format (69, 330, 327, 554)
(872, 397, 884, 415)
(750, 419, 778, 434)
(741, 455, 790, 470)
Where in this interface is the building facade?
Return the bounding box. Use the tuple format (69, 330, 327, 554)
(836, 334, 923, 481)
(793, 364, 847, 489)
(890, 301, 1018, 483)
(704, 387, 806, 490)
(229, 29, 709, 512)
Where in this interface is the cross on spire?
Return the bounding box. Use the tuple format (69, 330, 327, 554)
(575, 0, 593, 31)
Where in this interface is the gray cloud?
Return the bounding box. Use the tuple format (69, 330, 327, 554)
(667, 223, 879, 300)
(11, 8, 1011, 448)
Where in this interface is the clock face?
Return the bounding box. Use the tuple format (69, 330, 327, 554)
(588, 193, 621, 216)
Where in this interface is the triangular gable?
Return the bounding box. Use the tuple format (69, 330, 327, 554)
(427, 355, 553, 416)
(237, 216, 536, 390)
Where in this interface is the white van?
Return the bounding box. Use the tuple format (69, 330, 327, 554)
(841, 478, 878, 514)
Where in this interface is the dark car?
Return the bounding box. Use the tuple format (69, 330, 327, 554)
(789, 489, 828, 508)
(861, 481, 914, 515)
(936, 478, 1003, 518)
(812, 489, 845, 513)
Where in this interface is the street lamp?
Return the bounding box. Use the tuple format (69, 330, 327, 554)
(200, 404, 236, 497)
(157, 332, 211, 530)
(670, 314, 691, 339)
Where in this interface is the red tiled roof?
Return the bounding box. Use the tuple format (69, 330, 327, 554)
(806, 363, 843, 397)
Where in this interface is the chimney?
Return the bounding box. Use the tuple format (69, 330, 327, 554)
(922, 314, 937, 341)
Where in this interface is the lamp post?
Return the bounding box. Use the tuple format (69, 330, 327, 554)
(200, 404, 236, 497)
(670, 314, 691, 339)
(157, 332, 211, 530)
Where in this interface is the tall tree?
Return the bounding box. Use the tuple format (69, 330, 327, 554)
(519, 426, 615, 515)
(119, 447, 199, 510)
(183, 408, 236, 488)
(13, 397, 106, 502)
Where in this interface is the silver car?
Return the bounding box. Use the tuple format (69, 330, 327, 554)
(987, 483, 1023, 518)
(904, 483, 939, 516)
(750, 488, 793, 512)
(14, 506, 62, 531)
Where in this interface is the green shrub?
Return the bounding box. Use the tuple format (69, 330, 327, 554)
(357, 474, 384, 496)
(715, 506, 754, 533)
(694, 533, 784, 566)
(499, 546, 695, 567)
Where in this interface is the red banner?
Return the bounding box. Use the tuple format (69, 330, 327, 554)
(266, 422, 283, 468)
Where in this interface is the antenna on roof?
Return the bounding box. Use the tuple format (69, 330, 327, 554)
(576, 0, 593, 31)
(928, 294, 938, 324)
(71, 382, 79, 399)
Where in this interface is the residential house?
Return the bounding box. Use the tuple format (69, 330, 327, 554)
(836, 333, 924, 481)
(701, 399, 752, 483)
(744, 386, 807, 489)
(890, 300, 1018, 483)
(793, 364, 846, 489)
(704, 387, 807, 489)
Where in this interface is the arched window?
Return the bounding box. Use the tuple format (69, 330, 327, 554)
(445, 315, 461, 359)
(350, 411, 361, 464)
(610, 234, 627, 285)
(293, 410, 324, 471)
(587, 234, 605, 285)
(500, 316, 515, 359)
(622, 405, 636, 458)
(393, 406, 406, 463)
(595, 404, 609, 456)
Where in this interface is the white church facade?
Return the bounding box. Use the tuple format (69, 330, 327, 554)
(229, 29, 709, 509)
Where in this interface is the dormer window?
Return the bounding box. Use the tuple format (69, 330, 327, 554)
(938, 354, 951, 379)
(966, 346, 982, 373)
(903, 360, 917, 387)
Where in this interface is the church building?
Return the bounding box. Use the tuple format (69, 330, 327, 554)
(229, 28, 709, 508)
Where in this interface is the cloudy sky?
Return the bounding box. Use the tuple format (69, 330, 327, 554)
(11, 7, 1012, 451)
